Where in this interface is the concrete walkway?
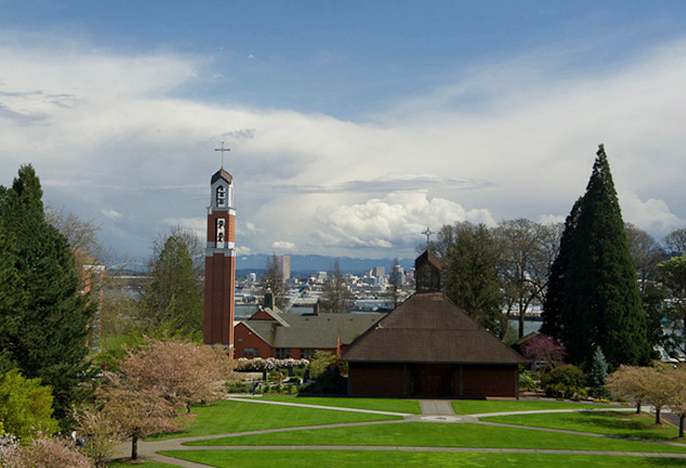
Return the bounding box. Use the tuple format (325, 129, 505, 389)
(110, 398, 686, 467)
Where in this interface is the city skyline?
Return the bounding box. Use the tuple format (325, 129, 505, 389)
(2, 1, 686, 263)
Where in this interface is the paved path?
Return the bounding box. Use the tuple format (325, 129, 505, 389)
(110, 398, 686, 467)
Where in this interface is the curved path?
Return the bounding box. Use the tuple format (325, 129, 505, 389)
(111, 397, 686, 467)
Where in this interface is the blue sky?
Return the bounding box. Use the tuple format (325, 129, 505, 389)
(2, 1, 686, 263)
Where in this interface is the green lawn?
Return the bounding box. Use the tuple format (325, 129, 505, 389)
(149, 399, 403, 440)
(483, 410, 685, 441)
(452, 399, 626, 415)
(108, 398, 686, 468)
(107, 461, 177, 468)
(253, 395, 422, 414)
(185, 421, 686, 454)
(161, 450, 686, 468)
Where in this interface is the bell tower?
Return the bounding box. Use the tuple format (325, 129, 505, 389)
(203, 143, 236, 348)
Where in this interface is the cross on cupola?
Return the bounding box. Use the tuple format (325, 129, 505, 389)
(421, 227, 434, 250)
(214, 141, 231, 169)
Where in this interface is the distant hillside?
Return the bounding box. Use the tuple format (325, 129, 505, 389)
(236, 254, 414, 276)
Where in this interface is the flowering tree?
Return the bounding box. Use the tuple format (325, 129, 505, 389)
(0, 433, 93, 468)
(610, 364, 676, 424)
(521, 334, 566, 372)
(667, 368, 686, 438)
(117, 337, 235, 413)
(73, 405, 122, 467)
(96, 376, 181, 461)
(609, 365, 651, 414)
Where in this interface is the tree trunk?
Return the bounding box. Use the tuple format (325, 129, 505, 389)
(655, 406, 661, 425)
(131, 436, 138, 460)
(518, 310, 525, 339)
(636, 399, 641, 414)
(680, 415, 685, 438)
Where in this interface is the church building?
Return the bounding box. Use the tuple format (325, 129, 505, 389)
(342, 251, 526, 398)
(203, 145, 236, 349)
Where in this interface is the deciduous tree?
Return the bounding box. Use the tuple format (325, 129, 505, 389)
(665, 228, 686, 256)
(139, 229, 203, 337)
(96, 377, 180, 461)
(117, 338, 234, 413)
(321, 260, 355, 314)
(264, 253, 287, 309)
(658, 255, 686, 356)
(1, 433, 94, 468)
(438, 222, 505, 336)
(495, 219, 561, 338)
(520, 334, 566, 372)
(0, 369, 59, 441)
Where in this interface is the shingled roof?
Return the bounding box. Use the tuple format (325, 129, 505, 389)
(342, 291, 525, 365)
(211, 168, 233, 184)
(240, 308, 385, 349)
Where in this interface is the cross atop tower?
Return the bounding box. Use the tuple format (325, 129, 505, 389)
(214, 141, 231, 169)
(421, 227, 434, 250)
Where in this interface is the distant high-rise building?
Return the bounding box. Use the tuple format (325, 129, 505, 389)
(372, 266, 385, 277)
(275, 255, 291, 280)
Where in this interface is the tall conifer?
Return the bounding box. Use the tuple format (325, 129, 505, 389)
(557, 145, 648, 368)
(0, 165, 96, 423)
(541, 198, 581, 339)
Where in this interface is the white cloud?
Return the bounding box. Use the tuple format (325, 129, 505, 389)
(2, 33, 686, 260)
(272, 240, 296, 251)
(619, 191, 684, 239)
(101, 209, 122, 220)
(315, 191, 495, 250)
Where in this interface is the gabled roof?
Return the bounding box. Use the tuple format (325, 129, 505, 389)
(342, 292, 525, 365)
(241, 310, 385, 349)
(211, 168, 233, 184)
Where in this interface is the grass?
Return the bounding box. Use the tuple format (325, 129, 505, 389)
(185, 421, 686, 453)
(161, 450, 686, 468)
(148, 399, 403, 440)
(252, 395, 422, 414)
(482, 411, 685, 442)
(107, 461, 178, 468)
(108, 398, 686, 467)
(452, 399, 625, 415)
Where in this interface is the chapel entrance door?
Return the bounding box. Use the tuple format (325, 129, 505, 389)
(412, 364, 452, 397)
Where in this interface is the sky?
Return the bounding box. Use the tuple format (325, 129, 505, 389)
(2, 1, 686, 264)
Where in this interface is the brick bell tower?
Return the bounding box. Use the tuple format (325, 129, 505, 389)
(203, 143, 236, 349)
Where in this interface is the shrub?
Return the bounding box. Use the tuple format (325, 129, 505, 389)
(541, 364, 587, 400)
(1, 434, 93, 468)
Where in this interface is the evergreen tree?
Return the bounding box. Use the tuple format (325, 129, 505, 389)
(588, 347, 609, 398)
(441, 222, 505, 336)
(560, 145, 648, 369)
(541, 198, 582, 339)
(0, 165, 96, 424)
(140, 234, 203, 337)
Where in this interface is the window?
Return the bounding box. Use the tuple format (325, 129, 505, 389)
(216, 185, 226, 206)
(275, 348, 291, 359)
(300, 349, 315, 360)
(243, 348, 259, 357)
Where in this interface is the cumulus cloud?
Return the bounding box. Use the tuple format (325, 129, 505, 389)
(2, 32, 686, 261)
(314, 191, 495, 250)
(272, 240, 296, 251)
